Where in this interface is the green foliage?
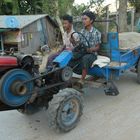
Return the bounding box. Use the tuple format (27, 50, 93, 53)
(72, 0, 105, 17)
(72, 4, 88, 16)
(72, 0, 106, 32)
(129, 0, 140, 13)
(0, 0, 105, 19)
(42, 0, 74, 17)
(0, 0, 44, 15)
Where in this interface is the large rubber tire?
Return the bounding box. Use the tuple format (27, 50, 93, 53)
(137, 59, 140, 84)
(47, 88, 84, 132)
(0, 69, 33, 107)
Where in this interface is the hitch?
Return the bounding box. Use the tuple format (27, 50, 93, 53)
(104, 81, 120, 96)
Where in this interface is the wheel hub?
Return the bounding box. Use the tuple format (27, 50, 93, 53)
(61, 67, 73, 82)
(11, 81, 27, 96)
(61, 98, 79, 126)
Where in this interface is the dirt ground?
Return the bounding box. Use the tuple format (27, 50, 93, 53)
(0, 71, 140, 140)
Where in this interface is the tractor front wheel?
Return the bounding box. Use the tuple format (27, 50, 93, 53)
(47, 88, 84, 132)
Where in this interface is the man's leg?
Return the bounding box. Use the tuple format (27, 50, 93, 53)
(80, 54, 97, 84)
(81, 68, 87, 81)
(46, 51, 61, 69)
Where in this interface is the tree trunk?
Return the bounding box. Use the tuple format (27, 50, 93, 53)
(54, 0, 64, 36)
(119, 0, 127, 32)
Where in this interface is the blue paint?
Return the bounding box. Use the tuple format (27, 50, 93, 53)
(0, 69, 33, 107)
(108, 32, 120, 61)
(53, 32, 140, 82)
(53, 50, 73, 68)
(5, 17, 19, 28)
(88, 66, 104, 77)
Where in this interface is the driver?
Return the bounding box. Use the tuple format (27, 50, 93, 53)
(72, 11, 101, 85)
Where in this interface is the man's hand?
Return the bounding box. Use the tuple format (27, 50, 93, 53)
(87, 48, 92, 53)
(87, 44, 100, 53)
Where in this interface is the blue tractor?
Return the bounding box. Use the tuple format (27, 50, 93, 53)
(0, 20, 140, 132)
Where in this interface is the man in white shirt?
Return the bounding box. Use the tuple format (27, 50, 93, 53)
(63, 15, 79, 50)
(47, 15, 78, 68)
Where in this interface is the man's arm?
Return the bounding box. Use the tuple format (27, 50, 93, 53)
(87, 29, 101, 53)
(87, 44, 100, 53)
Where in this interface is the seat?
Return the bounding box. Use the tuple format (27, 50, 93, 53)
(92, 55, 110, 68)
(108, 61, 127, 68)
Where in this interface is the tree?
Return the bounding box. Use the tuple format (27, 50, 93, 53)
(0, 0, 44, 15)
(0, 1, 3, 14)
(0, 0, 20, 15)
(119, 0, 128, 32)
(43, 0, 75, 35)
(89, 0, 105, 15)
(129, 0, 140, 13)
(0, 0, 13, 15)
(12, 0, 20, 14)
(72, 0, 105, 17)
(19, 0, 43, 14)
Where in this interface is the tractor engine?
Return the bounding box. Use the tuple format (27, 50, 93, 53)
(0, 50, 73, 110)
(0, 53, 42, 108)
(17, 54, 42, 75)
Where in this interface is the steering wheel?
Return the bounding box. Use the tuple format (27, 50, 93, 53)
(70, 32, 91, 60)
(71, 31, 90, 53)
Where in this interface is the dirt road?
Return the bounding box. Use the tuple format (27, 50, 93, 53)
(0, 71, 140, 140)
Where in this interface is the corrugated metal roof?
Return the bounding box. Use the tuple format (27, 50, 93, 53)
(0, 14, 51, 29)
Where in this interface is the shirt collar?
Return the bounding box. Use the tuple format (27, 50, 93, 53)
(90, 26, 94, 32)
(84, 26, 94, 33)
(66, 26, 74, 35)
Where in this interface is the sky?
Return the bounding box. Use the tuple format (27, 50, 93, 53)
(75, 0, 115, 5)
(74, 0, 117, 12)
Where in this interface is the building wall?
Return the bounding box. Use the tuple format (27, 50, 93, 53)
(18, 17, 59, 54)
(45, 18, 61, 48)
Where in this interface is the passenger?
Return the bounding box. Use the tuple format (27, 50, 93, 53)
(46, 15, 79, 68)
(71, 11, 101, 85)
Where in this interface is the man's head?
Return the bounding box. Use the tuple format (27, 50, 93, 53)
(62, 15, 73, 31)
(82, 11, 96, 28)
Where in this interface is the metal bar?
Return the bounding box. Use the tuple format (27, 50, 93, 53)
(27, 82, 65, 96)
(0, 34, 4, 52)
(94, 20, 119, 32)
(22, 67, 62, 84)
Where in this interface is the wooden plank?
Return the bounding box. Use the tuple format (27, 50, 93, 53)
(108, 61, 127, 67)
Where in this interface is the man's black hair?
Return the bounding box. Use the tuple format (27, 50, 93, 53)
(62, 15, 73, 23)
(82, 11, 96, 23)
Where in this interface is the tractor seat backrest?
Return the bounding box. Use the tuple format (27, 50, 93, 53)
(99, 32, 120, 61)
(98, 32, 110, 57)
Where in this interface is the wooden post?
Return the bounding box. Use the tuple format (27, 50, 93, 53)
(106, 6, 109, 33)
(131, 9, 135, 32)
(116, 0, 119, 24)
(106, 5, 110, 32)
(0, 35, 4, 52)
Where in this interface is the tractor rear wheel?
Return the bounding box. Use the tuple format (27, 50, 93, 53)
(137, 59, 140, 84)
(0, 69, 33, 107)
(47, 88, 84, 132)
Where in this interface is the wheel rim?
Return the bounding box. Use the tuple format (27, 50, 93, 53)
(0, 69, 33, 107)
(61, 67, 73, 82)
(61, 98, 80, 126)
